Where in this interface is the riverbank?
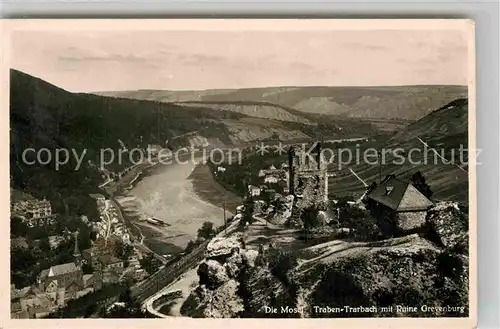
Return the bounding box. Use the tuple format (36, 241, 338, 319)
(103, 153, 244, 257)
(120, 159, 234, 254)
(188, 163, 243, 214)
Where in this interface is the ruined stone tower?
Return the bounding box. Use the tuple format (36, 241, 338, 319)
(287, 142, 329, 201)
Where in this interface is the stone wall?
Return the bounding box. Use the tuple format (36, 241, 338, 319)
(396, 211, 427, 232)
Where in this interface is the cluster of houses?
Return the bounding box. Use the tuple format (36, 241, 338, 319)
(90, 194, 131, 245)
(11, 198, 55, 228)
(11, 231, 147, 319)
(246, 142, 334, 201)
(11, 234, 100, 318)
(248, 163, 290, 198)
(82, 238, 145, 283)
(10, 192, 149, 318)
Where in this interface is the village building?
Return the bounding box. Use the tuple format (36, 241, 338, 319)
(11, 233, 101, 319)
(94, 254, 124, 274)
(38, 264, 80, 287)
(366, 175, 434, 233)
(83, 273, 103, 291)
(127, 251, 141, 267)
(12, 288, 65, 319)
(37, 234, 84, 298)
(82, 247, 108, 265)
(264, 175, 279, 184)
(48, 235, 65, 249)
(247, 185, 261, 197)
(259, 164, 286, 179)
(11, 198, 54, 227)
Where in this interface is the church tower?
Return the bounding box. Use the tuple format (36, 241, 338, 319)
(73, 231, 82, 267)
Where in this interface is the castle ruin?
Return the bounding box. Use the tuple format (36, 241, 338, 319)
(287, 142, 330, 201)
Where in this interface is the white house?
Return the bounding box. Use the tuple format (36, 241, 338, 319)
(264, 175, 279, 184)
(248, 185, 261, 197)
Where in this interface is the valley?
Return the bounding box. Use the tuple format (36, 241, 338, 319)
(10, 69, 470, 319)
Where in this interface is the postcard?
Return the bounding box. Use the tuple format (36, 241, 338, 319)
(1, 19, 476, 329)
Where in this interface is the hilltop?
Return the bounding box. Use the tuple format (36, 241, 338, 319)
(177, 202, 468, 318)
(97, 85, 467, 121)
(204, 97, 469, 204)
(329, 98, 469, 203)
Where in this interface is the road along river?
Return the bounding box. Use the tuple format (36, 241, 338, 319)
(116, 159, 229, 256)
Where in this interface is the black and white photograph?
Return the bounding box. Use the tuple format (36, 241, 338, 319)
(4, 19, 475, 321)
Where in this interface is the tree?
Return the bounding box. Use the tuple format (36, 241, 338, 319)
(185, 240, 198, 253)
(267, 249, 298, 285)
(139, 254, 161, 275)
(114, 241, 134, 261)
(302, 205, 320, 232)
(82, 263, 94, 274)
(241, 196, 255, 226)
(118, 287, 135, 305)
(411, 171, 433, 199)
(197, 221, 216, 240)
(10, 217, 28, 237)
(346, 206, 381, 241)
(38, 237, 51, 252)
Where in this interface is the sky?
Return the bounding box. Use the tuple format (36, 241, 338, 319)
(11, 29, 469, 92)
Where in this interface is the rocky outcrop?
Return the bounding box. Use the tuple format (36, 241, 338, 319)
(197, 260, 230, 289)
(426, 201, 468, 252)
(181, 235, 258, 318)
(294, 234, 468, 317)
(243, 266, 299, 318)
(242, 249, 259, 268)
(205, 234, 244, 259)
(183, 226, 469, 318)
(269, 195, 294, 225)
(180, 280, 244, 318)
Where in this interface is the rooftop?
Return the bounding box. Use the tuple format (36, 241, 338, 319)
(12, 199, 51, 210)
(41, 262, 80, 278)
(366, 175, 433, 212)
(96, 254, 122, 265)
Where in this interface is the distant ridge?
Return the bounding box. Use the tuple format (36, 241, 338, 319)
(97, 85, 467, 120)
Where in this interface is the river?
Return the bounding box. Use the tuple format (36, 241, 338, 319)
(116, 160, 227, 256)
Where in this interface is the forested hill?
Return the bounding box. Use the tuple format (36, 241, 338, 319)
(9, 69, 244, 217)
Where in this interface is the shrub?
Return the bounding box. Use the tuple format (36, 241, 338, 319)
(337, 203, 381, 241)
(197, 221, 216, 240)
(185, 240, 198, 253)
(267, 249, 298, 284)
